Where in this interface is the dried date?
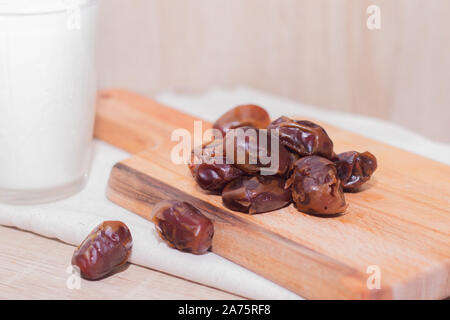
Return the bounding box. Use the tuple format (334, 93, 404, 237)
(71, 221, 133, 280)
(286, 156, 347, 215)
(189, 140, 245, 193)
(223, 127, 292, 177)
(152, 200, 214, 254)
(222, 175, 292, 214)
(213, 104, 271, 135)
(268, 116, 334, 159)
(333, 151, 377, 191)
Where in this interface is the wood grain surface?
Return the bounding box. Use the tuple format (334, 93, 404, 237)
(97, 0, 450, 143)
(0, 225, 241, 300)
(94, 89, 450, 300)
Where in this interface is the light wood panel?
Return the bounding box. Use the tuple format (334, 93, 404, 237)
(0, 225, 241, 300)
(96, 0, 450, 143)
(94, 89, 450, 300)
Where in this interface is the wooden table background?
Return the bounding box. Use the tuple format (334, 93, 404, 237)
(0, 226, 241, 300)
(97, 0, 450, 143)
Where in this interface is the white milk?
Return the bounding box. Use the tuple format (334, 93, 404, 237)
(0, 0, 98, 204)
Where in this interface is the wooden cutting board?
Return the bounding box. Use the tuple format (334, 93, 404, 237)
(94, 89, 450, 300)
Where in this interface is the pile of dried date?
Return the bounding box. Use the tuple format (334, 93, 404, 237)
(189, 104, 377, 216)
(71, 105, 379, 279)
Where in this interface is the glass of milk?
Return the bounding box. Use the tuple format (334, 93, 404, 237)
(0, 0, 99, 204)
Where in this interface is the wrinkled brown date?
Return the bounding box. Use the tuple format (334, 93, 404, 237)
(213, 104, 271, 135)
(333, 151, 377, 191)
(71, 221, 133, 280)
(286, 156, 347, 215)
(223, 127, 292, 177)
(222, 175, 292, 214)
(189, 140, 245, 193)
(268, 116, 334, 159)
(152, 200, 214, 254)
(191, 162, 245, 193)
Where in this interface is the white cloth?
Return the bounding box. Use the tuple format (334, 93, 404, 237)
(1, 87, 449, 300)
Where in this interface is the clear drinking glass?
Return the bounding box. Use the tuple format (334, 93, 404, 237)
(0, 0, 99, 204)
